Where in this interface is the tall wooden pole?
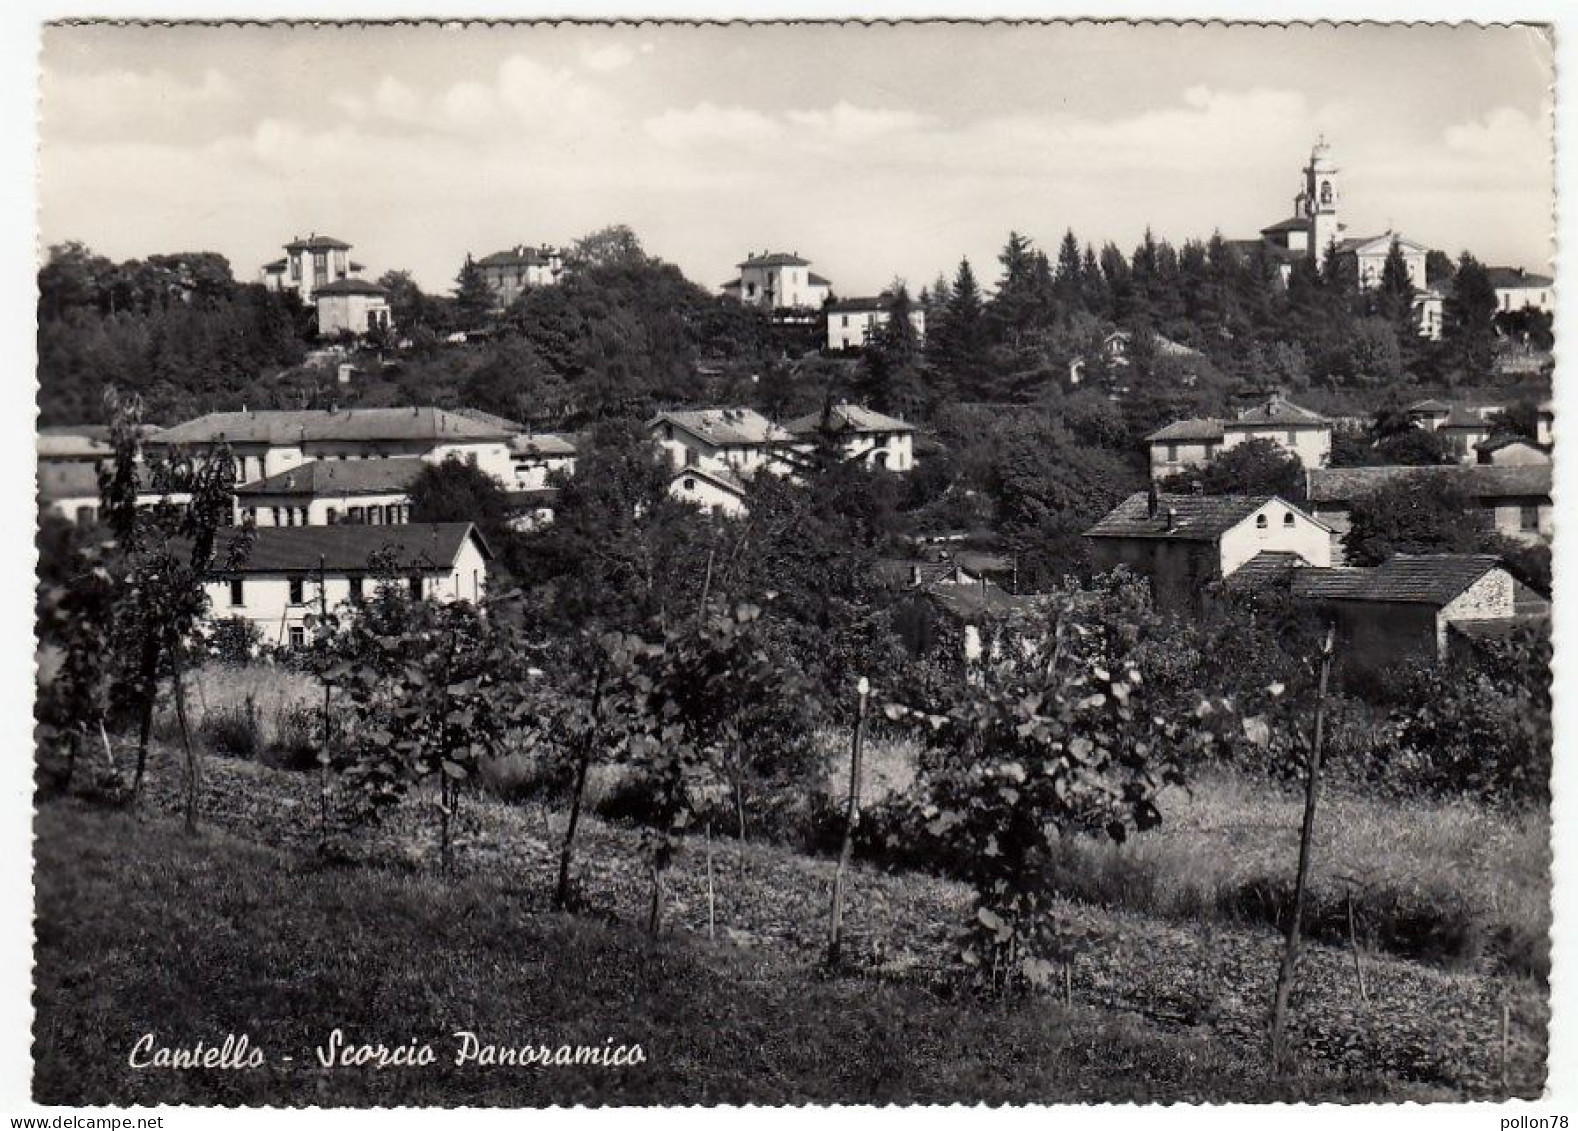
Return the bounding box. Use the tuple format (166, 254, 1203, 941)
(1270, 623, 1336, 1073)
(828, 676, 870, 967)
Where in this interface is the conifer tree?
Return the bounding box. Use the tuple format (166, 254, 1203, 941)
(453, 253, 496, 331)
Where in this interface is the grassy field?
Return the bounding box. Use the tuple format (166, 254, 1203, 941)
(829, 730, 1550, 978)
(33, 801, 1428, 1107)
(37, 740, 1547, 1103)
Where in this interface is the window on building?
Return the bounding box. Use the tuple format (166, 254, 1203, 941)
(1520, 505, 1540, 532)
(1285, 430, 1297, 446)
(683, 477, 696, 491)
(684, 448, 697, 467)
(408, 575, 423, 600)
(841, 315, 849, 327)
(1255, 514, 1268, 530)
(326, 508, 339, 525)
(289, 626, 306, 650)
(1283, 512, 1295, 527)
(289, 257, 301, 280)
(348, 506, 365, 523)
(349, 576, 364, 603)
(289, 578, 304, 605)
(229, 578, 244, 606)
(1165, 443, 1178, 463)
(78, 506, 98, 525)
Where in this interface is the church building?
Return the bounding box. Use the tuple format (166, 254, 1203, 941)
(1231, 138, 1437, 333)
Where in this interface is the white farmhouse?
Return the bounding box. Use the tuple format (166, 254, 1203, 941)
(785, 403, 917, 472)
(1084, 492, 1333, 614)
(314, 277, 394, 338)
(669, 465, 750, 519)
(476, 245, 563, 310)
(37, 461, 193, 526)
(720, 252, 832, 312)
(205, 522, 492, 650)
(508, 432, 578, 491)
(151, 407, 517, 488)
(1146, 396, 1331, 482)
(825, 295, 926, 352)
(647, 408, 797, 479)
(1485, 267, 1555, 315)
(232, 458, 427, 527)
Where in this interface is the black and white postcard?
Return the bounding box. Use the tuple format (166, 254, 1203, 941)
(15, 9, 1572, 1122)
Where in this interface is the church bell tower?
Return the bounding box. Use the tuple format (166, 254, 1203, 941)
(1295, 136, 1342, 264)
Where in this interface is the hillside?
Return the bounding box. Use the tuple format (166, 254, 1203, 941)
(31, 745, 1546, 1105)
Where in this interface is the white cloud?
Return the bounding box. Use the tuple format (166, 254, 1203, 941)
(41, 66, 238, 137)
(579, 43, 635, 72)
(646, 102, 783, 148)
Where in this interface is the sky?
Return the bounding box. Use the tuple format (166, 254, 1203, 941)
(37, 21, 1555, 298)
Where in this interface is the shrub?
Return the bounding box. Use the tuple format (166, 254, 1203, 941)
(205, 617, 263, 667)
(198, 700, 260, 760)
(264, 704, 320, 772)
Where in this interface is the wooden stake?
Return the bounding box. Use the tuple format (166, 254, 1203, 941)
(1347, 886, 1368, 1003)
(1269, 623, 1336, 1074)
(170, 642, 200, 835)
(705, 820, 717, 941)
(827, 676, 870, 968)
(1501, 993, 1511, 1094)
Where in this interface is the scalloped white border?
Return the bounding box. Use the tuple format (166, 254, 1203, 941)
(3, 4, 1568, 1127)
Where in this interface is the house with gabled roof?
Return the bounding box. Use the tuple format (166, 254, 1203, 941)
(314, 277, 393, 337)
(232, 457, 427, 528)
(1476, 435, 1550, 467)
(1485, 266, 1554, 315)
(1304, 464, 1552, 561)
(669, 464, 749, 518)
(259, 233, 364, 303)
(151, 407, 518, 488)
(508, 432, 578, 491)
(784, 402, 916, 471)
(1288, 554, 1524, 674)
(476, 244, 563, 309)
(204, 522, 492, 650)
(720, 251, 832, 312)
(825, 294, 926, 352)
(647, 407, 797, 480)
(37, 461, 191, 527)
(1146, 396, 1331, 482)
(1084, 491, 1332, 613)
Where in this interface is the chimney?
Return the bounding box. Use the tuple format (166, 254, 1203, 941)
(1147, 484, 1159, 519)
